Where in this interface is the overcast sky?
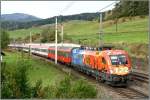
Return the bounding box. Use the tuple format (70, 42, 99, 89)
(2, 1, 118, 19)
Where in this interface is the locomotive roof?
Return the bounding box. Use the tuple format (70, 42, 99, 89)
(101, 50, 127, 55)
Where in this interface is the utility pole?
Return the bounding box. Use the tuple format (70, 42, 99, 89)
(148, 1, 150, 91)
(40, 32, 42, 46)
(30, 32, 32, 43)
(29, 32, 32, 57)
(99, 12, 103, 47)
(61, 24, 64, 46)
(13, 38, 16, 50)
(115, 17, 118, 32)
(55, 17, 58, 64)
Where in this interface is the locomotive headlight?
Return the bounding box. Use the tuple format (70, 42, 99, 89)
(123, 67, 129, 73)
(110, 70, 113, 74)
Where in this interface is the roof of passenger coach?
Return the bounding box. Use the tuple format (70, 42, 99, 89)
(48, 46, 74, 52)
(31, 45, 49, 49)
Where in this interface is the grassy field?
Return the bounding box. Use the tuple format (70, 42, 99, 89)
(64, 17, 148, 44)
(8, 16, 148, 44)
(8, 27, 43, 39)
(3, 51, 67, 87)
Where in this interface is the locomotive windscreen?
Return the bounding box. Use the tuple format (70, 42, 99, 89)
(110, 55, 128, 65)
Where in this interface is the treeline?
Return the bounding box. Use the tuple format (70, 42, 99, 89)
(1, 1, 149, 30)
(1, 13, 99, 30)
(106, 1, 149, 20)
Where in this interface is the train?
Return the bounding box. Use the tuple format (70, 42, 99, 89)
(9, 43, 132, 86)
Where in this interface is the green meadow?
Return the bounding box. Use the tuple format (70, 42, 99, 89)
(3, 51, 67, 87)
(8, 16, 148, 44)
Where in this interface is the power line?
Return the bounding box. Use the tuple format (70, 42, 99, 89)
(99, 1, 118, 12)
(58, 1, 75, 16)
(99, 1, 118, 47)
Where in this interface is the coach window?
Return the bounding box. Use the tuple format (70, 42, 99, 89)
(59, 51, 61, 56)
(58, 51, 60, 55)
(66, 52, 68, 57)
(64, 52, 66, 57)
(67, 53, 69, 57)
(63, 52, 65, 57)
(102, 57, 106, 64)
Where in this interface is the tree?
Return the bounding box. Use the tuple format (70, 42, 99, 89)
(107, 1, 149, 20)
(41, 28, 61, 43)
(1, 30, 10, 49)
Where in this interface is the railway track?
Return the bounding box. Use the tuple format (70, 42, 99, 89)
(74, 68, 149, 99)
(21, 51, 149, 99)
(131, 71, 149, 83)
(110, 87, 149, 99)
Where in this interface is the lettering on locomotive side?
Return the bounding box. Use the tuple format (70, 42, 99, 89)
(115, 67, 129, 74)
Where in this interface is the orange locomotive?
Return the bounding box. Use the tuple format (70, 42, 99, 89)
(72, 47, 132, 86)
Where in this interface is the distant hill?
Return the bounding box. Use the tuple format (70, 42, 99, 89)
(1, 1, 148, 30)
(1, 12, 100, 30)
(1, 13, 41, 22)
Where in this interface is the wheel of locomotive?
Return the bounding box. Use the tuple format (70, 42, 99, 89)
(98, 76, 105, 83)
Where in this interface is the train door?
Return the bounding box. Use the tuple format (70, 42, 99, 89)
(101, 57, 107, 72)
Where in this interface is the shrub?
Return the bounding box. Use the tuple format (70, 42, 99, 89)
(71, 80, 97, 98)
(12, 60, 31, 98)
(32, 80, 45, 98)
(55, 76, 71, 98)
(121, 18, 126, 22)
(2, 58, 98, 99)
(1, 30, 10, 49)
(1, 60, 32, 99)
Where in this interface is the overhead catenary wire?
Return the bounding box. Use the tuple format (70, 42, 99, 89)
(98, 1, 118, 47)
(59, 1, 75, 46)
(59, 1, 75, 16)
(99, 1, 118, 12)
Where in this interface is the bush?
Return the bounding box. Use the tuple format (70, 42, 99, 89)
(1, 60, 31, 98)
(71, 80, 97, 98)
(32, 80, 45, 98)
(55, 76, 71, 98)
(1, 30, 10, 49)
(2, 59, 98, 99)
(41, 28, 61, 43)
(12, 60, 31, 98)
(121, 18, 126, 22)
